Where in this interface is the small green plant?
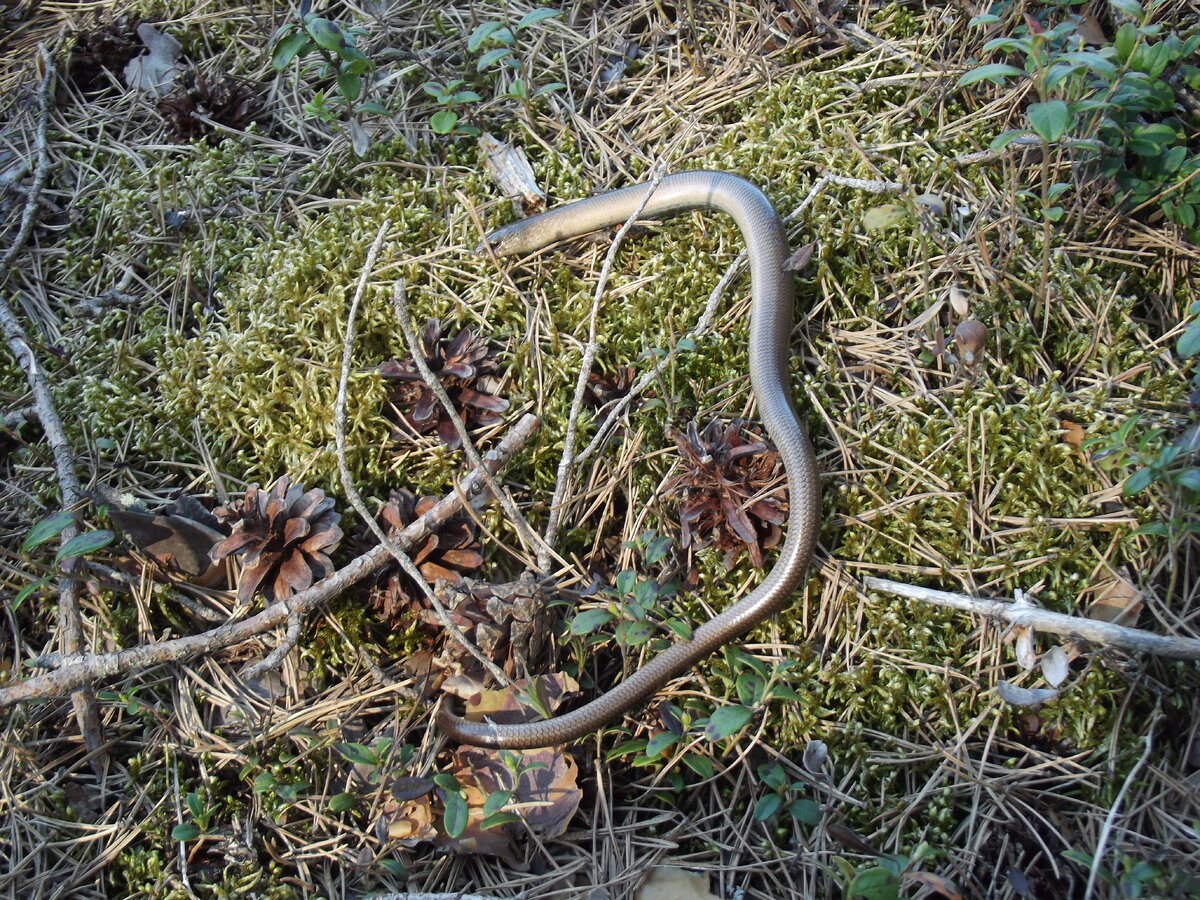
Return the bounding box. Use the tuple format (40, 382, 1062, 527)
(752, 760, 822, 827)
(959, 0, 1200, 237)
(16, 510, 114, 610)
(422, 79, 483, 136)
(832, 844, 957, 900)
(171, 791, 215, 842)
(1063, 845, 1200, 898)
(467, 8, 567, 108)
(271, 0, 387, 143)
(567, 529, 686, 650)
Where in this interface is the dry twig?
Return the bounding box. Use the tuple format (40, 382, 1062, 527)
(863, 576, 1200, 660)
(0, 48, 105, 763)
(333, 227, 509, 683)
(0, 413, 539, 707)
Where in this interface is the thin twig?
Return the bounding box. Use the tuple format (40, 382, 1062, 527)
(334, 235, 509, 684)
(863, 576, 1200, 660)
(541, 161, 668, 566)
(1084, 710, 1162, 900)
(0, 48, 105, 764)
(389, 279, 553, 569)
(0, 413, 539, 706)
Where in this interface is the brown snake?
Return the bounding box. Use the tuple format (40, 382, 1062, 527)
(437, 171, 820, 748)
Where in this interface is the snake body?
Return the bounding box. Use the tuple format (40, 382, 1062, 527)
(437, 171, 820, 749)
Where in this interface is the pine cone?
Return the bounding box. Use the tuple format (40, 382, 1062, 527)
(367, 489, 484, 625)
(380, 319, 509, 450)
(69, 15, 144, 93)
(665, 419, 786, 569)
(158, 70, 263, 143)
(210, 477, 343, 603)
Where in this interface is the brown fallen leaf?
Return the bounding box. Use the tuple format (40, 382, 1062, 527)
(380, 792, 436, 846)
(902, 870, 965, 900)
(783, 242, 816, 273)
(1059, 418, 1085, 451)
(827, 822, 881, 856)
(444, 673, 579, 725)
(1087, 575, 1143, 625)
(635, 867, 719, 900)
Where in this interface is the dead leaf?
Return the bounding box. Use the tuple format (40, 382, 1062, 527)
(947, 284, 970, 317)
(915, 193, 946, 217)
(447, 673, 579, 725)
(1076, 13, 1108, 44)
(862, 203, 908, 231)
(1087, 575, 1143, 625)
(123, 23, 182, 95)
(827, 822, 881, 856)
(802, 739, 829, 774)
(902, 870, 965, 900)
(1059, 419, 1085, 451)
(783, 242, 816, 272)
(480, 132, 545, 215)
(348, 117, 370, 157)
(94, 485, 228, 587)
(635, 867, 718, 900)
(379, 792, 436, 846)
(997, 680, 1059, 707)
(1040, 645, 1069, 687)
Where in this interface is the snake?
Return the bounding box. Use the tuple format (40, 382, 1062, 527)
(436, 170, 821, 749)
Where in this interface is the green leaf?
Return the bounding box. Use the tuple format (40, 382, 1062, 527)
(956, 63, 1026, 87)
(1027, 100, 1071, 142)
(1176, 470, 1200, 493)
(1132, 521, 1169, 536)
(847, 866, 900, 900)
(644, 535, 672, 564)
(54, 529, 113, 563)
(1109, 0, 1143, 19)
(422, 80, 449, 100)
(468, 22, 504, 51)
(22, 511, 76, 553)
(682, 753, 714, 778)
(481, 789, 512, 818)
(329, 792, 358, 813)
(862, 204, 907, 231)
(789, 797, 822, 825)
(1114, 22, 1138, 62)
(614, 620, 654, 646)
(358, 100, 388, 115)
(306, 17, 344, 52)
(704, 704, 754, 740)
(13, 574, 53, 611)
(509, 78, 527, 99)
(644, 730, 678, 758)
(334, 742, 377, 766)
(272, 32, 311, 70)
(665, 618, 693, 640)
(476, 47, 513, 71)
(1124, 467, 1156, 495)
(443, 791, 468, 838)
(336, 71, 361, 102)
(430, 109, 458, 134)
(736, 672, 766, 707)
(968, 13, 1001, 25)
(535, 82, 567, 96)
(517, 8, 561, 29)
(1177, 324, 1200, 358)
(451, 90, 483, 103)
(989, 128, 1034, 152)
(616, 569, 636, 596)
(757, 761, 787, 791)
(632, 578, 658, 606)
(185, 792, 203, 819)
(753, 793, 783, 821)
(480, 811, 521, 829)
(171, 823, 201, 841)
(570, 607, 614, 635)
(1042, 206, 1064, 222)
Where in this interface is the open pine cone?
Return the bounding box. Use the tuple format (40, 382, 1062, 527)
(665, 419, 786, 569)
(158, 70, 263, 143)
(380, 319, 509, 450)
(210, 477, 343, 603)
(368, 489, 484, 625)
(68, 15, 144, 93)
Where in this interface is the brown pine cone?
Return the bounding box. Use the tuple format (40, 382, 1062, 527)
(210, 476, 343, 603)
